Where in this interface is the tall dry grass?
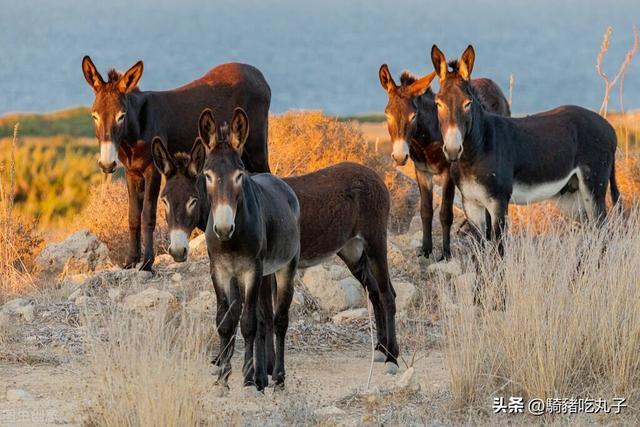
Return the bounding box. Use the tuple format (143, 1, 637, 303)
(84, 306, 215, 426)
(0, 124, 41, 301)
(438, 207, 640, 412)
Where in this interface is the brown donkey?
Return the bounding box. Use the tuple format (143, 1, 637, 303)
(153, 143, 400, 373)
(81, 57, 271, 270)
(379, 63, 510, 259)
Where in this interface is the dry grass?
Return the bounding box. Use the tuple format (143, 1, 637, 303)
(438, 207, 640, 416)
(268, 111, 389, 177)
(77, 179, 169, 265)
(84, 306, 216, 426)
(0, 124, 41, 302)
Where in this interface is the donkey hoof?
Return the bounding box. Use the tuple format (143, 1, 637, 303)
(415, 247, 431, 259)
(273, 382, 285, 392)
(384, 362, 399, 375)
(373, 350, 386, 363)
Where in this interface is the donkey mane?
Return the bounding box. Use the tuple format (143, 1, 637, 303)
(446, 60, 490, 111)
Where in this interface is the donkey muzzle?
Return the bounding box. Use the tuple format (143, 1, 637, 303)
(442, 127, 463, 162)
(213, 223, 235, 241)
(98, 160, 117, 173)
(212, 205, 236, 241)
(391, 140, 410, 166)
(168, 230, 189, 262)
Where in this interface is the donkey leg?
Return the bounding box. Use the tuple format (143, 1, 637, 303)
(140, 166, 161, 271)
(338, 244, 387, 363)
(439, 169, 456, 260)
(365, 234, 399, 373)
(577, 167, 608, 224)
(240, 267, 265, 390)
(272, 257, 297, 388)
(213, 279, 242, 387)
(415, 168, 434, 258)
(489, 198, 509, 257)
(258, 275, 276, 376)
(124, 172, 144, 269)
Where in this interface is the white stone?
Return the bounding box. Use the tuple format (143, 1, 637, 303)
(291, 288, 305, 306)
(395, 366, 420, 391)
(6, 388, 33, 401)
(331, 308, 369, 323)
(1, 298, 29, 313)
(393, 281, 417, 312)
(34, 230, 110, 276)
(171, 273, 182, 282)
(328, 264, 350, 281)
(427, 259, 462, 277)
(123, 288, 177, 311)
(301, 265, 365, 314)
(15, 304, 35, 322)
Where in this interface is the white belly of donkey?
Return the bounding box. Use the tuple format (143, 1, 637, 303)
(511, 168, 579, 205)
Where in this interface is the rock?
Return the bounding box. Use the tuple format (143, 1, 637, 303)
(122, 288, 177, 312)
(1, 298, 29, 313)
(291, 288, 305, 306)
(454, 272, 477, 304)
(385, 170, 420, 235)
(171, 273, 182, 282)
(6, 388, 33, 401)
(188, 233, 207, 257)
(301, 265, 365, 314)
(35, 230, 110, 277)
(427, 259, 462, 278)
(331, 308, 368, 323)
(0, 312, 11, 330)
(385, 362, 399, 375)
(67, 288, 83, 302)
(108, 288, 124, 302)
(186, 291, 215, 314)
(15, 304, 35, 322)
(393, 281, 416, 312)
(315, 405, 345, 417)
(328, 264, 350, 281)
(155, 254, 174, 265)
(395, 366, 420, 392)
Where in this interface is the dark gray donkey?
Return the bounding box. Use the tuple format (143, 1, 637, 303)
(189, 108, 300, 392)
(431, 45, 620, 254)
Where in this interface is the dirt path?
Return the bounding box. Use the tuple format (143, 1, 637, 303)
(0, 348, 448, 425)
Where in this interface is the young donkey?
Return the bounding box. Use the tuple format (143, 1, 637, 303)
(153, 133, 400, 374)
(431, 45, 619, 254)
(379, 63, 510, 259)
(182, 108, 300, 391)
(81, 57, 270, 270)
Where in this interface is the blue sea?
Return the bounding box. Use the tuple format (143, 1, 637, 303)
(0, 0, 638, 116)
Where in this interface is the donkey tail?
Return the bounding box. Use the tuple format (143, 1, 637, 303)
(610, 160, 621, 207)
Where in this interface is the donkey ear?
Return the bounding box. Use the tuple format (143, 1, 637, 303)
(407, 71, 436, 97)
(431, 45, 448, 81)
(151, 137, 176, 177)
(198, 109, 218, 148)
(459, 45, 475, 80)
(117, 60, 144, 93)
(82, 56, 105, 91)
(229, 108, 250, 153)
(188, 138, 207, 177)
(379, 64, 397, 92)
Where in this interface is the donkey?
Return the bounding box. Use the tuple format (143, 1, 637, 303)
(81, 56, 270, 270)
(153, 144, 400, 372)
(430, 45, 620, 254)
(186, 108, 300, 391)
(379, 63, 510, 259)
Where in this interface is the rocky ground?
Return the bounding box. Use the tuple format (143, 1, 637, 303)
(0, 206, 481, 425)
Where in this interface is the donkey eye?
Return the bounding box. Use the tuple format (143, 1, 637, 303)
(235, 173, 244, 184)
(92, 113, 99, 122)
(186, 197, 198, 213)
(435, 100, 443, 110)
(463, 100, 472, 110)
(409, 113, 416, 122)
(116, 113, 125, 123)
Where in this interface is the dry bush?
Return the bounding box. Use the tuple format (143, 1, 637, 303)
(0, 124, 41, 301)
(268, 111, 389, 177)
(77, 179, 169, 265)
(438, 207, 640, 414)
(85, 306, 215, 426)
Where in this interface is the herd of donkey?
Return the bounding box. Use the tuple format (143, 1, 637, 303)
(79, 44, 620, 392)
